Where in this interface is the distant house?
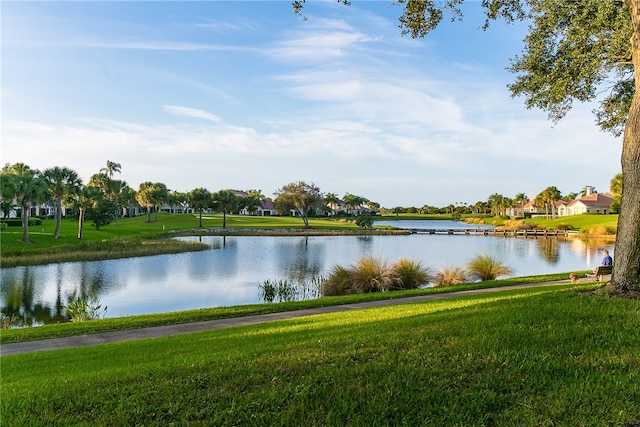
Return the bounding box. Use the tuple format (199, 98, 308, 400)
(233, 191, 278, 216)
(522, 200, 543, 216)
(565, 193, 614, 216)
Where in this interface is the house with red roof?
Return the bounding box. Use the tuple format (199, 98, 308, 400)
(565, 193, 614, 216)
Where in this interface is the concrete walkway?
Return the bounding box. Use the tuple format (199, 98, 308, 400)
(1, 281, 569, 356)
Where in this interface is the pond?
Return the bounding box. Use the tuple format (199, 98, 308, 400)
(1, 220, 614, 326)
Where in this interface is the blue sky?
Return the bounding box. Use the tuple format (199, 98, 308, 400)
(1, 1, 621, 207)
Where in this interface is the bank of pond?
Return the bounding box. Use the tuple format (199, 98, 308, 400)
(1, 220, 614, 328)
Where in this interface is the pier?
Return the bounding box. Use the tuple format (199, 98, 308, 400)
(407, 228, 571, 236)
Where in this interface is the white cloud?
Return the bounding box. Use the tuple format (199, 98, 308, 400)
(163, 105, 222, 123)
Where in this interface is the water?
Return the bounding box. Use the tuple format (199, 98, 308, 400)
(1, 220, 614, 326)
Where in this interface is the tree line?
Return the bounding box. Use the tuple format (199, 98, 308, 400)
(0, 162, 383, 242)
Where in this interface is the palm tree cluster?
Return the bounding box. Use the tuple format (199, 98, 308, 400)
(1, 161, 128, 241)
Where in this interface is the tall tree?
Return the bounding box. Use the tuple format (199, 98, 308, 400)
(2, 163, 48, 243)
(100, 160, 121, 179)
(274, 181, 323, 228)
(294, 0, 640, 291)
(188, 187, 211, 228)
(513, 192, 527, 217)
(42, 166, 83, 239)
(213, 190, 239, 229)
(136, 182, 156, 223)
(536, 186, 562, 219)
(150, 183, 168, 221)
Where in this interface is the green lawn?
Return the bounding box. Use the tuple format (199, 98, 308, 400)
(2, 282, 638, 426)
(0, 213, 369, 267)
(0, 272, 576, 344)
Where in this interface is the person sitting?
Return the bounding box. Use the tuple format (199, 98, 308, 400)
(600, 250, 613, 267)
(591, 249, 613, 273)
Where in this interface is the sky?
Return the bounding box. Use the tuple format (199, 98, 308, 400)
(1, 1, 623, 208)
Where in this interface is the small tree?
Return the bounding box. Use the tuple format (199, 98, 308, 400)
(355, 212, 375, 229)
(188, 187, 211, 228)
(213, 190, 239, 229)
(274, 181, 323, 228)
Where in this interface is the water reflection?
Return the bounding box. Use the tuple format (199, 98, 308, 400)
(536, 237, 560, 264)
(1, 224, 615, 326)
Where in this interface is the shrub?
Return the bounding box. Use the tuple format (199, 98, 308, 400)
(322, 256, 433, 296)
(434, 267, 467, 287)
(466, 253, 514, 282)
(65, 294, 107, 322)
(322, 265, 356, 296)
(391, 258, 433, 290)
(349, 255, 396, 293)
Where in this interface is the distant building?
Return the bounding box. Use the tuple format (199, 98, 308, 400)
(565, 193, 614, 216)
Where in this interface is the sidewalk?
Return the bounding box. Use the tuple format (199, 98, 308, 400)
(1, 281, 569, 356)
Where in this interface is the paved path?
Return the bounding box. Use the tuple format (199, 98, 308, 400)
(1, 281, 569, 356)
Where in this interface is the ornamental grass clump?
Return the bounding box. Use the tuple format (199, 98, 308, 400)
(466, 253, 514, 281)
(349, 255, 396, 293)
(322, 255, 432, 296)
(390, 258, 433, 290)
(434, 266, 468, 287)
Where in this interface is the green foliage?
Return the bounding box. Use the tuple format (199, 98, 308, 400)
(259, 277, 322, 303)
(274, 181, 323, 227)
(354, 212, 375, 228)
(65, 294, 107, 322)
(466, 253, 514, 281)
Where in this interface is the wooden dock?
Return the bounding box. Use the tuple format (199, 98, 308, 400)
(407, 228, 571, 236)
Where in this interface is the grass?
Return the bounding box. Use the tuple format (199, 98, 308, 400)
(1, 213, 397, 267)
(0, 272, 579, 344)
(2, 282, 639, 426)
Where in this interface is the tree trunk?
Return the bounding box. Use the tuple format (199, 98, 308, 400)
(612, 0, 640, 292)
(21, 202, 30, 243)
(53, 198, 62, 239)
(77, 207, 85, 240)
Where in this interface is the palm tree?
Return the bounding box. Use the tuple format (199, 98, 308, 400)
(536, 186, 562, 219)
(188, 187, 211, 228)
(323, 192, 340, 216)
(100, 160, 121, 178)
(74, 186, 99, 240)
(106, 179, 129, 225)
(4, 163, 48, 242)
(513, 193, 527, 218)
(213, 190, 239, 229)
(136, 182, 155, 223)
(43, 166, 82, 239)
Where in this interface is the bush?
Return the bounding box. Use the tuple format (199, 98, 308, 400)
(466, 254, 514, 281)
(0, 218, 42, 227)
